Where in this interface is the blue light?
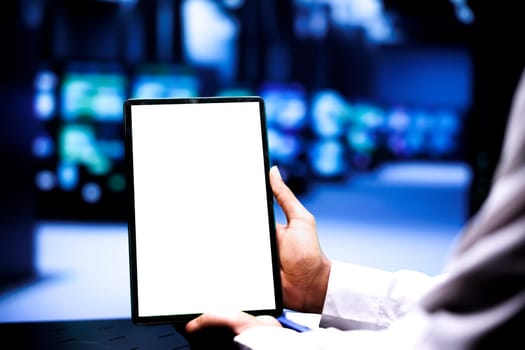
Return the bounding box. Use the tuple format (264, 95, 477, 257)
(222, 0, 244, 9)
(32, 135, 55, 158)
(61, 71, 126, 121)
(412, 111, 432, 132)
(59, 125, 112, 176)
(425, 110, 461, 156)
(405, 130, 425, 155)
(181, 0, 239, 83)
(35, 70, 57, 91)
(267, 128, 303, 163)
(353, 103, 385, 129)
(428, 133, 455, 156)
(259, 82, 308, 131)
(311, 89, 351, 138)
(34, 91, 55, 120)
(346, 128, 376, 153)
(308, 139, 347, 178)
(449, 0, 475, 25)
(294, 3, 330, 39)
(59, 125, 95, 163)
(35, 170, 56, 191)
(387, 108, 411, 132)
(435, 110, 460, 133)
(92, 90, 123, 120)
(217, 87, 253, 97)
(131, 65, 200, 98)
(57, 162, 79, 191)
(98, 140, 125, 160)
(82, 182, 102, 204)
(295, 0, 396, 43)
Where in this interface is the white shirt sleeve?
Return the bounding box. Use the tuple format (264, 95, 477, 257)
(320, 260, 448, 330)
(234, 307, 436, 350)
(233, 260, 448, 350)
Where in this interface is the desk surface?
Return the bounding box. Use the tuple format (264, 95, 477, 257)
(0, 318, 237, 349)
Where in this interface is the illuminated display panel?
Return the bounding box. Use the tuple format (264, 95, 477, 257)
(60, 64, 126, 121)
(29, 1, 472, 222)
(34, 63, 128, 221)
(131, 64, 200, 99)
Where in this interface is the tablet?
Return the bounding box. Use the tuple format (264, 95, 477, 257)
(123, 96, 283, 325)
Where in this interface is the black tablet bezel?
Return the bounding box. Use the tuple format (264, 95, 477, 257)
(123, 96, 283, 326)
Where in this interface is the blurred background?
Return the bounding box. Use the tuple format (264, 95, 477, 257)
(0, 0, 523, 323)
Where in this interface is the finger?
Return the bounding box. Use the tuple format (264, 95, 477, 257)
(254, 315, 282, 328)
(185, 311, 255, 334)
(185, 312, 236, 332)
(269, 166, 310, 223)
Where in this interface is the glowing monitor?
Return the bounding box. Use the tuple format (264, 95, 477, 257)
(131, 64, 200, 99)
(60, 63, 126, 121)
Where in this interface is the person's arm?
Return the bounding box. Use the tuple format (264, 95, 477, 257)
(233, 309, 431, 350)
(229, 260, 448, 349)
(269, 164, 446, 329)
(320, 261, 448, 330)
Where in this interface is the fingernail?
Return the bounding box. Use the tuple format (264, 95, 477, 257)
(272, 165, 282, 180)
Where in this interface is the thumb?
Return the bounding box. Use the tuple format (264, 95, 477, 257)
(269, 166, 310, 223)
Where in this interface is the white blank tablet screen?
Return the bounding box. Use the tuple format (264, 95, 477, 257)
(129, 100, 278, 318)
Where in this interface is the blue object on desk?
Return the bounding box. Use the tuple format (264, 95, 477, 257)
(277, 310, 312, 332)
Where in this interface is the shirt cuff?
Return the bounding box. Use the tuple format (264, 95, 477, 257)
(320, 260, 395, 330)
(320, 260, 441, 330)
